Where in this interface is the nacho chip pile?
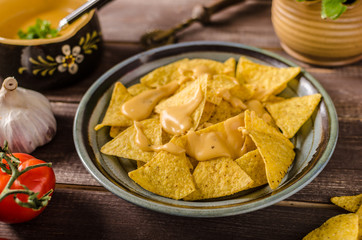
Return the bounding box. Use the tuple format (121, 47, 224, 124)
(95, 56, 322, 201)
(303, 193, 362, 240)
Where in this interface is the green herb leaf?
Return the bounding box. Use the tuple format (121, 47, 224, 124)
(321, 0, 347, 20)
(17, 18, 59, 40)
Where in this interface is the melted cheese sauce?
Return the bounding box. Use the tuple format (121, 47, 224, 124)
(217, 88, 247, 109)
(160, 84, 203, 136)
(123, 65, 263, 161)
(133, 121, 185, 155)
(0, 0, 88, 40)
(186, 114, 246, 161)
(246, 99, 274, 125)
(122, 81, 179, 121)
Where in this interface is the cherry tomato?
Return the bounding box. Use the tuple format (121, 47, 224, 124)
(0, 153, 56, 223)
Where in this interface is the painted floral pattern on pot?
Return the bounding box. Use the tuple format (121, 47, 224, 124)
(56, 45, 84, 74)
(18, 30, 101, 76)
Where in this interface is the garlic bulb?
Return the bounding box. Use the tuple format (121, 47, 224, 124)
(0, 77, 57, 153)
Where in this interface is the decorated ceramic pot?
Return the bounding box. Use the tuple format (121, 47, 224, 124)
(272, 0, 362, 66)
(0, 0, 103, 90)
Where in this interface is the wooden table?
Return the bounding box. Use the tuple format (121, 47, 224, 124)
(1, 0, 361, 239)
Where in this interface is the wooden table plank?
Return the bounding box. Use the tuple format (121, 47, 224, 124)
(1, 0, 361, 239)
(98, 0, 279, 48)
(0, 188, 349, 240)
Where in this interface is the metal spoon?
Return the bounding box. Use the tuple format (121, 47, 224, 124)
(140, 0, 245, 49)
(58, 0, 112, 31)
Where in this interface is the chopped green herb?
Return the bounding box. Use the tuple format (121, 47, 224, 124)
(18, 19, 59, 39)
(296, 0, 353, 20)
(321, 0, 347, 20)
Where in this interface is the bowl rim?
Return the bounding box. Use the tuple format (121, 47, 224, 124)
(0, 10, 95, 46)
(73, 41, 339, 217)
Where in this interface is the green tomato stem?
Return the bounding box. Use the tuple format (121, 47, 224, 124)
(0, 141, 53, 210)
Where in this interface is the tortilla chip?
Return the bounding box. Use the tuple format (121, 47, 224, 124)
(141, 58, 235, 89)
(127, 83, 150, 96)
(236, 56, 301, 101)
(140, 58, 189, 88)
(266, 95, 286, 103)
(235, 149, 267, 188)
(179, 58, 235, 79)
(265, 94, 322, 138)
(302, 213, 359, 240)
(155, 75, 208, 133)
(230, 83, 255, 102)
(208, 74, 239, 91)
(161, 130, 173, 145)
(168, 136, 194, 170)
(247, 131, 295, 189)
(244, 110, 295, 189)
(331, 193, 362, 213)
(109, 126, 125, 138)
(101, 118, 162, 162)
(137, 160, 146, 168)
(187, 157, 199, 170)
(184, 157, 253, 200)
(128, 151, 195, 200)
(207, 74, 239, 105)
(239, 134, 257, 156)
(357, 205, 362, 240)
(246, 99, 277, 127)
(208, 100, 244, 124)
(223, 57, 236, 76)
(155, 75, 206, 112)
(169, 134, 187, 149)
(95, 82, 133, 130)
(244, 110, 287, 142)
(198, 102, 216, 127)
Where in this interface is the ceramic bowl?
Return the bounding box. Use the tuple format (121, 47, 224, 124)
(0, 0, 103, 90)
(73, 41, 338, 217)
(272, 0, 362, 66)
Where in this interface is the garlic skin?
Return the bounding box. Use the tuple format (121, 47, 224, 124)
(0, 77, 57, 153)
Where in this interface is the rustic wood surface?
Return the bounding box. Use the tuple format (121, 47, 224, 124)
(1, 0, 361, 239)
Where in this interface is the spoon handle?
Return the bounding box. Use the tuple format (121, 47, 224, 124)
(140, 0, 244, 49)
(58, 0, 112, 31)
